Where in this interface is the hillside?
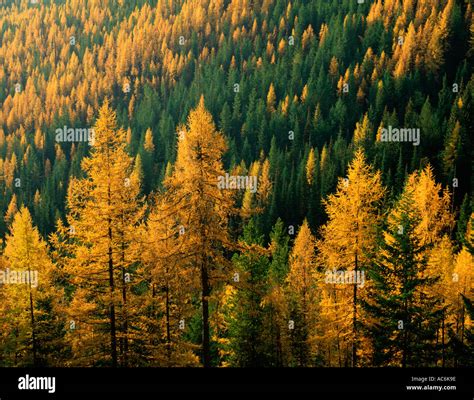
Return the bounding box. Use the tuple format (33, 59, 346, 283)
(0, 0, 473, 367)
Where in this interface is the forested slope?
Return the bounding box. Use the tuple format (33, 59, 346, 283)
(0, 0, 472, 367)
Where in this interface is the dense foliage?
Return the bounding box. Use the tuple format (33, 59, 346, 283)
(0, 0, 472, 367)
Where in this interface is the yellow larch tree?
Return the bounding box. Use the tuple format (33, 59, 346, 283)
(1, 207, 63, 366)
(426, 235, 455, 366)
(143, 128, 155, 153)
(64, 100, 145, 367)
(285, 219, 319, 366)
(317, 149, 385, 366)
(306, 148, 316, 186)
(405, 165, 454, 247)
(158, 96, 236, 367)
(449, 215, 474, 364)
(241, 158, 272, 217)
(266, 83, 277, 113)
(394, 22, 417, 78)
(353, 113, 371, 149)
(140, 198, 200, 366)
(4, 193, 18, 226)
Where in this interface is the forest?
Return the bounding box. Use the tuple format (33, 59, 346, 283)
(0, 0, 473, 368)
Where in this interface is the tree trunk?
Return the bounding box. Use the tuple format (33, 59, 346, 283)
(121, 265, 128, 367)
(441, 315, 445, 367)
(352, 252, 358, 367)
(165, 284, 171, 365)
(28, 272, 37, 366)
(201, 262, 211, 368)
(108, 223, 118, 368)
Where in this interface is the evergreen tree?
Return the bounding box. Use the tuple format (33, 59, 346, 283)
(364, 186, 443, 367)
(225, 219, 269, 367)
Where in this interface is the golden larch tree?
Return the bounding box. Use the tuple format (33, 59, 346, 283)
(318, 149, 385, 366)
(141, 197, 200, 366)
(286, 219, 319, 366)
(64, 100, 144, 367)
(159, 96, 236, 367)
(1, 207, 60, 366)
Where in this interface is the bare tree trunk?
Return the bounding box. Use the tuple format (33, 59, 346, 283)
(121, 265, 128, 367)
(108, 222, 118, 368)
(441, 315, 445, 367)
(352, 252, 358, 367)
(201, 261, 211, 368)
(165, 284, 171, 366)
(28, 273, 37, 366)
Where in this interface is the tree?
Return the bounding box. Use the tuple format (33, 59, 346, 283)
(267, 83, 277, 113)
(426, 235, 455, 366)
(143, 128, 155, 153)
(392, 165, 454, 365)
(158, 96, 236, 367)
(442, 121, 462, 180)
(456, 294, 474, 366)
(353, 113, 371, 151)
(141, 199, 199, 366)
(425, 5, 450, 74)
(224, 219, 270, 367)
(63, 100, 144, 367)
(1, 207, 64, 366)
(4, 194, 18, 226)
(306, 148, 316, 186)
(394, 22, 417, 78)
(262, 218, 291, 366)
(364, 185, 443, 367)
(449, 214, 474, 366)
(286, 219, 319, 366)
(318, 149, 385, 366)
(405, 165, 454, 247)
(240, 158, 272, 217)
(141, 128, 155, 193)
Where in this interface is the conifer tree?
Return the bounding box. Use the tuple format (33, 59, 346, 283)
(286, 219, 318, 366)
(141, 200, 199, 366)
(63, 100, 144, 367)
(267, 83, 277, 113)
(225, 219, 270, 367)
(364, 185, 444, 367)
(262, 218, 291, 366)
(1, 207, 64, 366)
(449, 214, 474, 365)
(318, 149, 385, 366)
(158, 96, 236, 367)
